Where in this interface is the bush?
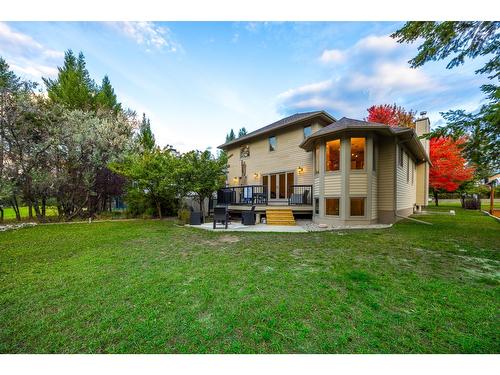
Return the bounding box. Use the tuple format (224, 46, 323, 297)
(177, 208, 190, 225)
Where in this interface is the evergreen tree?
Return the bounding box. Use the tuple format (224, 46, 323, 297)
(138, 113, 156, 151)
(225, 129, 235, 143)
(96, 75, 121, 113)
(43, 50, 96, 110)
(392, 22, 500, 177)
(238, 127, 247, 138)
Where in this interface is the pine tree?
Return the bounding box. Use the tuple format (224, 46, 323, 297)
(225, 129, 236, 143)
(43, 50, 96, 110)
(139, 113, 155, 151)
(238, 127, 247, 138)
(96, 75, 121, 113)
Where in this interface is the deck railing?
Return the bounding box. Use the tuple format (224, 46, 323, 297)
(217, 185, 268, 206)
(288, 185, 313, 205)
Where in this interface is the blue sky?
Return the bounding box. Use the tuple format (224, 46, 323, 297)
(0, 21, 490, 151)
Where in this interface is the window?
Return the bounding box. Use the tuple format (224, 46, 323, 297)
(399, 147, 404, 167)
(325, 198, 340, 216)
(269, 136, 277, 152)
(351, 138, 365, 170)
(314, 198, 319, 215)
(350, 198, 365, 216)
(303, 125, 312, 138)
(314, 145, 320, 174)
(326, 139, 340, 171)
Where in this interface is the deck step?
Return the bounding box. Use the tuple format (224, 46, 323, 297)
(265, 208, 295, 226)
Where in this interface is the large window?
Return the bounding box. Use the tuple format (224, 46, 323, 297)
(350, 197, 365, 216)
(325, 198, 340, 216)
(326, 139, 340, 171)
(314, 198, 319, 215)
(350, 137, 365, 170)
(314, 145, 320, 174)
(399, 147, 404, 167)
(303, 125, 312, 138)
(269, 136, 277, 152)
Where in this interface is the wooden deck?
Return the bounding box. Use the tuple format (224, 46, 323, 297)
(226, 204, 313, 213)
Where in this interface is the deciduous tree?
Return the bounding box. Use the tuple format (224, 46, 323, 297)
(366, 104, 416, 127)
(429, 136, 475, 206)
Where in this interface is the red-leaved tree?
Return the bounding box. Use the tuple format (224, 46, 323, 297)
(429, 137, 474, 206)
(367, 104, 416, 128)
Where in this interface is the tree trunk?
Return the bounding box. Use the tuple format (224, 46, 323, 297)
(11, 195, 21, 221)
(198, 195, 205, 220)
(0, 207, 3, 222)
(33, 200, 43, 222)
(28, 203, 33, 219)
(434, 190, 439, 207)
(156, 200, 162, 219)
(41, 197, 46, 218)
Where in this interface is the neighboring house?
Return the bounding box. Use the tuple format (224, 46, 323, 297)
(217, 111, 430, 225)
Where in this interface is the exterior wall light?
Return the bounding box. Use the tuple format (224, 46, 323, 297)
(297, 166, 304, 174)
(254, 172, 259, 179)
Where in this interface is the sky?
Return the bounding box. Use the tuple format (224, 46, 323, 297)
(0, 21, 491, 152)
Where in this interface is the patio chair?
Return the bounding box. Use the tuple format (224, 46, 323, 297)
(241, 205, 256, 225)
(213, 206, 229, 229)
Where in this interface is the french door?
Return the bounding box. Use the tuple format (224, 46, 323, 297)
(263, 172, 294, 200)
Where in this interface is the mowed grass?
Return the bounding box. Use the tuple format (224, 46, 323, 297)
(2, 206, 58, 221)
(0, 204, 498, 353)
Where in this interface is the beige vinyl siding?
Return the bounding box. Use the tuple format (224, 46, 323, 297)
(225, 121, 323, 186)
(371, 174, 377, 219)
(377, 139, 395, 211)
(324, 174, 341, 195)
(314, 176, 320, 196)
(396, 148, 417, 210)
(349, 173, 367, 196)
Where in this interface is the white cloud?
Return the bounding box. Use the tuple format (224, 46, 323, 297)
(354, 34, 399, 53)
(110, 22, 181, 52)
(9, 63, 58, 78)
(277, 79, 334, 100)
(0, 22, 63, 81)
(278, 33, 451, 119)
(319, 49, 345, 64)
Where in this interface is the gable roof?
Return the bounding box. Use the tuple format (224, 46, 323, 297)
(300, 117, 430, 163)
(218, 110, 336, 149)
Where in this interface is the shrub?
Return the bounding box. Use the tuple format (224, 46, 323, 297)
(177, 208, 191, 225)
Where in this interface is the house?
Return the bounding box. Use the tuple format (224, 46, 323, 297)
(217, 111, 430, 226)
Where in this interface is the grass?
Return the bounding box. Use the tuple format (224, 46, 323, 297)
(2, 206, 58, 221)
(0, 203, 498, 353)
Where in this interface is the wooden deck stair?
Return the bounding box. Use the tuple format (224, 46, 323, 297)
(265, 208, 296, 226)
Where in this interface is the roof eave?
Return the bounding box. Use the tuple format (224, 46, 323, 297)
(218, 111, 336, 150)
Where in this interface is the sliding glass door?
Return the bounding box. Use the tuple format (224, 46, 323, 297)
(263, 172, 294, 201)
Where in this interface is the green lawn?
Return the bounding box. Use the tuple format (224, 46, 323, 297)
(0, 204, 498, 353)
(2, 206, 58, 221)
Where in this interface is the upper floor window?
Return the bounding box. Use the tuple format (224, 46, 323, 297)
(399, 147, 404, 167)
(269, 136, 277, 152)
(315, 145, 320, 174)
(303, 125, 312, 138)
(326, 139, 340, 171)
(351, 137, 365, 170)
(372, 143, 376, 171)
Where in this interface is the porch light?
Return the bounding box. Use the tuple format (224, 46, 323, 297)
(297, 166, 304, 174)
(253, 172, 259, 179)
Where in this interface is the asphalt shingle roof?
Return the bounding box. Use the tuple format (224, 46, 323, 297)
(218, 111, 335, 149)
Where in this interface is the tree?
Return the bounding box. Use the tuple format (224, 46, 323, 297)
(238, 127, 247, 138)
(96, 75, 121, 113)
(110, 147, 178, 219)
(366, 104, 416, 127)
(176, 150, 228, 218)
(392, 22, 500, 178)
(138, 113, 156, 152)
(225, 129, 235, 143)
(429, 137, 475, 206)
(43, 50, 96, 111)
